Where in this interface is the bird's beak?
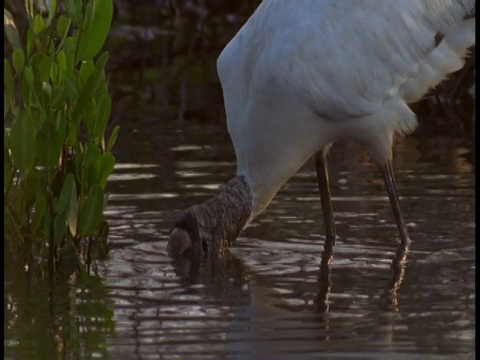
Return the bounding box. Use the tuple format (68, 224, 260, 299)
(168, 228, 192, 257)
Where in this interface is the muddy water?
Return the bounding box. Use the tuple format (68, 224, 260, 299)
(4, 3, 475, 359)
(4, 109, 474, 359)
(102, 116, 475, 359)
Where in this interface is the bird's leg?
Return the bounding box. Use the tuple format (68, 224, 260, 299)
(385, 236, 410, 311)
(377, 160, 411, 246)
(314, 148, 335, 313)
(315, 229, 334, 312)
(314, 147, 337, 247)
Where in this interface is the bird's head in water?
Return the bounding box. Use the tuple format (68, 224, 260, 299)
(168, 208, 207, 258)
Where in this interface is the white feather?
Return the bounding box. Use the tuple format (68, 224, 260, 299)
(217, 0, 475, 216)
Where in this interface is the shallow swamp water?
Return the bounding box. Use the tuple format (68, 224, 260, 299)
(101, 117, 475, 360)
(5, 120, 475, 359)
(4, 2, 475, 359)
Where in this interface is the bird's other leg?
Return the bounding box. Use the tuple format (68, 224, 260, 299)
(377, 160, 411, 246)
(385, 236, 410, 311)
(315, 241, 332, 313)
(314, 146, 337, 251)
(314, 147, 335, 312)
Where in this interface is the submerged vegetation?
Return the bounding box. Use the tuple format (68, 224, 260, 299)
(4, 0, 118, 272)
(4, 1, 117, 358)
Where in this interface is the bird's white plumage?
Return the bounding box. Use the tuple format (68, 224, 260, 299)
(217, 0, 475, 217)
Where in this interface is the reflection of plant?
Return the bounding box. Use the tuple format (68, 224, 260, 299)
(4, 0, 118, 269)
(4, 265, 115, 359)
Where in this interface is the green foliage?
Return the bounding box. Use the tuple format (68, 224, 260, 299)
(4, 0, 118, 269)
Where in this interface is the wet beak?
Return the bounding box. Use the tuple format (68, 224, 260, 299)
(168, 228, 192, 257)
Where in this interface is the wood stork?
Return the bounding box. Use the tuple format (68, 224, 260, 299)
(168, 0, 475, 258)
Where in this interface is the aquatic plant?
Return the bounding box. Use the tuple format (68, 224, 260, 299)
(4, 0, 118, 272)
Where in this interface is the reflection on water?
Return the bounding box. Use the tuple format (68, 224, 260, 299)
(4, 115, 474, 359)
(4, 269, 115, 359)
(99, 121, 474, 359)
(4, 123, 475, 360)
(4, 3, 475, 358)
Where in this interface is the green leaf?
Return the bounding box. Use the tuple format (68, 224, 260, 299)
(72, 52, 109, 119)
(21, 78, 34, 108)
(55, 173, 75, 214)
(56, 14, 71, 39)
(79, 60, 95, 85)
(83, 101, 97, 137)
(98, 152, 115, 188)
(50, 85, 66, 109)
(37, 121, 62, 167)
(4, 147, 14, 193)
(27, 27, 35, 57)
(47, 0, 59, 24)
(83, 2, 94, 29)
(12, 48, 25, 73)
(79, 184, 105, 237)
(33, 14, 46, 34)
(25, 0, 35, 20)
(4, 94, 9, 118)
(24, 65, 34, 86)
(67, 180, 78, 237)
(66, 0, 83, 25)
(56, 51, 67, 82)
(10, 185, 26, 223)
(77, 0, 113, 61)
(10, 111, 36, 175)
(63, 37, 77, 75)
(82, 143, 101, 185)
(83, 143, 101, 167)
(107, 125, 120, 152)
(4, 9, 21, 49)
(94, 93, 111, 142)
(30, 53, 51, 83)
(4, 60, 14, 109)
(35, 108, 47, 131)
(24, 168, 41, 207)
(87, 158, 100, 185)
(49, 62, 58, 84)
(55, 110, 67, 141)
(65, 75, 80, 99)
(67, 118, 78, 146)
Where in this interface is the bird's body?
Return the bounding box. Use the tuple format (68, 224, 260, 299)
(219, 0, 474, 217)
(169, 0, 475, 258)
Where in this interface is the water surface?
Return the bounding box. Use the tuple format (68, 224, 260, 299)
(4, 2, 475, 357)
(102, 119, 475, 359)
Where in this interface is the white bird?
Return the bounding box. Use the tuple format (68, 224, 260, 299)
(168, 0, 475, 258)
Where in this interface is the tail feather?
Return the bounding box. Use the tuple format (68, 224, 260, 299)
(443, 17, 475, 52)
(401, 18, 475, 104)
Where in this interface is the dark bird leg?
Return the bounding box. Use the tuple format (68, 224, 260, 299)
(385, 237, 410, 310)
(314, 146, 337, 249)
(314, 147, 335, 313)
(315, 243, 333, 313)
(377, 160, 411, 246)
(377, 159, 411, 308)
